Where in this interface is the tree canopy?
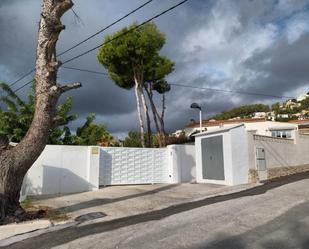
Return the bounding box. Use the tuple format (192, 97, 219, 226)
(97, 22, 175, 147)
(0, 83, 116, 146)
(0, 82, 76, 144)
(68, 114, 117, 146)
(97, 22, 166, 90)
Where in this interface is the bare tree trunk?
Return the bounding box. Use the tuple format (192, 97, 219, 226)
(144, 85, 162, 147)
(0, 0, 81, 221)
(160, 93, 166, 134)
(134, 79, 145, 148)
(160, 93, 167, 146)
(140, 87, 152, 147)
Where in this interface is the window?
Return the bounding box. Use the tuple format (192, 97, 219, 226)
(271, 130, 292, 139)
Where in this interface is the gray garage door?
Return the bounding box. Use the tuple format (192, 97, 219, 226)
(201, 135, 225, 180)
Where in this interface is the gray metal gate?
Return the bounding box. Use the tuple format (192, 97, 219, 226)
(201, 135, 225, 180)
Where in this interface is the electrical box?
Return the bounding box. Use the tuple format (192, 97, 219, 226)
(256, 147, 266, 171)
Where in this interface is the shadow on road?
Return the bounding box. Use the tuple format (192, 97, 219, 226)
(55, 184, 179, 213)
(6, 172, 309, 249)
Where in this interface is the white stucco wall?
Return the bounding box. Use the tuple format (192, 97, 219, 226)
(243, 121, 297, 137)
(167, 145, 196, 183)
(200, 121, 297, 137)
(195, 125, 249, 186)
(248, 133, 309, 170)
(21, 145, 100, 196)
(20, 143, 198, 198)
(230, 126, 249, 185)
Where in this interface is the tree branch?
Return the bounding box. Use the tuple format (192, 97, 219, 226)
(53, 0, 74, 18)
(58, 82, 82, 94)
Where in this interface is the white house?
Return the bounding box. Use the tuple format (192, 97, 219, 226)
(185, 118, 298, 139)
(297, 94, 308, 102)
(253, 112, 266, 119)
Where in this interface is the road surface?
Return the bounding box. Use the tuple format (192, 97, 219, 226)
(5, 173, 309, 249)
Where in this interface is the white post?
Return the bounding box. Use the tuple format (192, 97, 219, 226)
(199, 109, 202, 133)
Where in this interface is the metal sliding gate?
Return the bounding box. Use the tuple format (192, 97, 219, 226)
(99, 147, 169, 186)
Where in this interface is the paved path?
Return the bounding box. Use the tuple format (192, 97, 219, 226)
(5, 173, 309, 249)
(29, 183, 227, 221)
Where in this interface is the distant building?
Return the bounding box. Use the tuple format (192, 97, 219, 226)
(297, 94, 309, 102)
(289, 120, 309, 135)
(285, 99, 301, 109)
(277, 114, 289, 119)
(266, 111, 276, 121)
(183, 118, 298, 139)
(253, 112, 266, 119)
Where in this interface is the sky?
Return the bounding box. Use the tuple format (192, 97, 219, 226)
(1, 0, 309, 138)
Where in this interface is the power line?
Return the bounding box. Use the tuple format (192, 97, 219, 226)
(12, 66, 108, 94)
(170, 83, 294, 99)
(62, 66, 108, 75)
(13, 79, 34, 93)
(58, 0, 154, 57)
(59, 65, 295, 99)
(62, 0, 190, 65)
(7, 0, 154, 88)
(10, 0, 189, 94)
(9, 68, 35, 87)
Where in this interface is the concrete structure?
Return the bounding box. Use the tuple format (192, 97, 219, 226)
(195, 122, 309, 186)
(21, 145, 100, 197)
(195, 125, 249, 185)
(21, 145, 196, 197)
(168, 145, 196, 183)
(248, 133, 309, 181)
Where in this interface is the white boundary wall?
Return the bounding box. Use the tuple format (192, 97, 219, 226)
(248, 133, 309, 169)
(21, 145, 100, 196)
(167, 145, 196, 183)
(21, 144, 196, 197)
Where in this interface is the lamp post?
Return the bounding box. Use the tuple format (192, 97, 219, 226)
(190, 103, 202, 133)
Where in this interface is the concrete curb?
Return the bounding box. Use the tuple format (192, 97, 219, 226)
(0, 221, 78, 247)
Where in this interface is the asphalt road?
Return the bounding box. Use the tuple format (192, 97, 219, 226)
(5, 173, 309, 249)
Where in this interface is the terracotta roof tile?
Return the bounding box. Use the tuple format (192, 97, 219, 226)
(186, 118, 266, 128)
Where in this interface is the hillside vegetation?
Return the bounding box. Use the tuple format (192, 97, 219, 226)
(211, 93, 309, 122)
(211, 104, 270, 120)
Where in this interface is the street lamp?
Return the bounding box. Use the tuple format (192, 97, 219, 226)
(190, 103, 202, 133)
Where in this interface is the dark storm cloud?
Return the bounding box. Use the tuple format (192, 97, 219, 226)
(239, 32, 309, 100)
(1, 0, 309, 135)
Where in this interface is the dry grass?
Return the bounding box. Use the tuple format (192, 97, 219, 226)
(21, 197, 69, 223)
